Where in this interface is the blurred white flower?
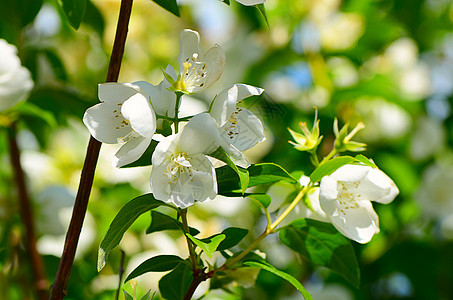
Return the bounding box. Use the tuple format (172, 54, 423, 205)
(83, 83, 156, 167)
(151, 113, 221, 208)
(416, 162, 453, 219)
(409, 117, 445, 161)
(209, 84, 265, 166)
(319, 164, 399, 243)
(0, 39, 34, 111)
(173, 29, 225, 94)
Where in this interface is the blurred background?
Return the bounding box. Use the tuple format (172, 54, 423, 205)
(1, 0, 453, 299)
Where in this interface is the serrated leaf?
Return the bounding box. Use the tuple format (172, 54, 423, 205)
(121, 140, 158, 168)
(247, 194, 271, 208)
(98, 194, 163, 271)
(216, 162, 296, 195)
(152, 0, 180, 17)
(146, 211, 199, 236)
(244, 260, 312, 300)
(186, 233, 226, 258)
(279, 218, 360, 288)
(125, 255, 188, 282)
(61, 0, 87, 30)
(209, 147, 249, 194)
(310, 156, 358, 183)
(159, 263, 192, 300)
(202, 227, 248, 251)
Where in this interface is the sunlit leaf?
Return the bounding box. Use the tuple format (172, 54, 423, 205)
(201, 227, 249, 251)
(309, 156, 358, 183)
(209, 147, 249, 194)
(279, 218, 360, 287)
(186, 233, 226, 258)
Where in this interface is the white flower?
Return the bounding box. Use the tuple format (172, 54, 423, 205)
(151, 113, 221, 208)
(174, 29, 225, 94)
(319, 164, 399, 243)
(0, 39, 34, 111)
(209, 84, 265, 166)
(83, 83, 156, 167)
(235, 0, 266, 5)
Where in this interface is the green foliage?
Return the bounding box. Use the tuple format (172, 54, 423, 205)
(125, 255, 189, 282)
(121, 140, 158, 168)
(217, 162, 297, 195)
(158, 263, 192, 300)
(152, 0, 180, 17)
(146, 210, 199, 235)
(247, 194, 271, 208)
(243, 260, 312, 300)
(98, 194, 164, 271)
(279, 218, 360, 288)
(60, 0, 87, 30)
(309, 156, 358, 183)
(202, 227, 249, 251)
(209, 147, 249, 194)
(186, 233, 226, 258)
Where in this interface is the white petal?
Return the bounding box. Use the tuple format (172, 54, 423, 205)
(165, 64, 178, 81)
(83, 103, 131, 143)
(152, 134, 177, 166)
(113, 136, 152, 168)
(235, 0, 266, 6)
(177, 113, 221, 155)
(219, 140, 250, 168)
(329, 200, 379, 244)
(98, 82, 143, 105)
(330, 164, 370, 183)
(178, 29, 201, 74)
(222, 108, 265, 151)
(0, 67, 34, 111)
(210, 84, 264, 126)
(319, 176, 340, 209)
(134, 80, 176, 117)
(151, 162, 178, 205)
(121, 93, 156, 138)
(202, 45, 226, 89)
(364, 168, 399, 204)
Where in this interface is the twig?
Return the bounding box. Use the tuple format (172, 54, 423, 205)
(49, 0, 134, 298)
(7, 122, 49, 300)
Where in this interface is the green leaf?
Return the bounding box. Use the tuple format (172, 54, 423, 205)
(256, 4, 269, 28)
(221, 0, 230, 4)
(125, 255, 188, 282)
(121, 140, 158, 168)
(354, 154, 377, 168)
(146, 211, 199, 236)
(140, 290, 155, 300)
(17, 102, 57, 128)
(279, 218, 360, 288)
(98, 194, 163, 271)
(186, 233, 226, 258)
(209, 147, 249, 194)
(124, 290, 133, 300)
(309, 156, 358, 183)
(247, 194, 271, 208)
(82, 0, 105, 37)
(216, 162, 296, 195)
(202, 227, 248, 251)
(61, 0, 87, 30)
(244, 260, 312, 300)
(159, 263, 192, 300)
(152, 0, 180, 17)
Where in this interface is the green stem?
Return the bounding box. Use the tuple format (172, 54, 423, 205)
(180, 209, 198, 269)
(215, 186, 309, 272)
(320, 148, 337, 165)
(309, 149, 320, 167)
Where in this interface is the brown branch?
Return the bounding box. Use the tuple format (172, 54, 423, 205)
(8, 123, 49, 300)
(49, 0, 134, 298)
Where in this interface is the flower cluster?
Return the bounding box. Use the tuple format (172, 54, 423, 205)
(83, 29, 265, 208)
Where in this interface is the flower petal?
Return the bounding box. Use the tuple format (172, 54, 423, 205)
(134, 80, 176, 118)
(178, 29, 201, 74)
(221, 108, 265, 151)
(210, 84, 264, 126)
(202, 45, 226, 89)
(235, 0, 266, 5)
(177, 113, 221, 155)
(362, 168, 399, 204)
(113, 136, 151, 168)
(330, 164, 370, 183)
(121, 93, 156, 138)
(98, 82, 143, 105)
(83, 103, 131, 143)
(329, 200, 380, 244)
